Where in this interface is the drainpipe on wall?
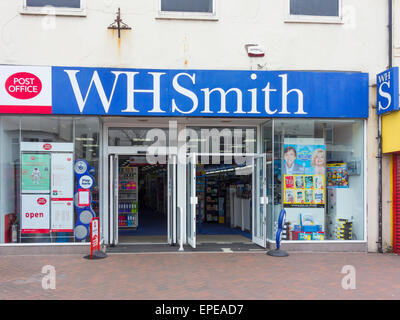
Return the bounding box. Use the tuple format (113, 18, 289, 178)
(377, 0, 393, 253)
(378, 106, 383, 254)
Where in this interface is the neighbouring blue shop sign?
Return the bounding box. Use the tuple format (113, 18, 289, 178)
(377, 67, 400, 116)
(52, 67, 369, 118)
(0, 65, 369, 118)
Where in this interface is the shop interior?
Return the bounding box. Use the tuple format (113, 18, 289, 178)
(195, 157, 253, 244)
(117, 155, 168, 243)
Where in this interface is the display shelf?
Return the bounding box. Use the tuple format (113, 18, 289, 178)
(205, 176, 220, 222)
(118, 166, 139, 229)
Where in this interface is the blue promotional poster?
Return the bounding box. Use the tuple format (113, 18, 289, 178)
(282, 143, 326, 175)
(282, 138, 326, 240)
(282, 139, 326, 207)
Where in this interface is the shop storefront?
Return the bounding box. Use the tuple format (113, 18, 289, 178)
(379, 66, 400, 254)
(0, 65, 369, 251)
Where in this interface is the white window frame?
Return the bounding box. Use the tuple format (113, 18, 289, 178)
(20, 0, 87, 17)
(156, 0, 218, 21)
(285, 0, 343, 24)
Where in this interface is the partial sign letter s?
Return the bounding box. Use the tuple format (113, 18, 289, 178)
(378, 81, 392, 112)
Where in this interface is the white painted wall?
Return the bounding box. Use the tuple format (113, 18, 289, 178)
(0, 0, 388, 79)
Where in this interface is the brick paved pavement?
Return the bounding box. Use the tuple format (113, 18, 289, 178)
(0, 251, 399, 300)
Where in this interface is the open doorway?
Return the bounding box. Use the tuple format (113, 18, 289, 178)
(116, 155, 168, 244)
(195, 157, 253, 244)
(187, 153, 267, 248)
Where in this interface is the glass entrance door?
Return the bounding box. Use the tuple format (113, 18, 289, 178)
(167, 154, 177, 245)
(108, 152, 177, 245)
(109, 154, 119, 246)
(186, 153, 197, 248)
(252, 154, 267, 248)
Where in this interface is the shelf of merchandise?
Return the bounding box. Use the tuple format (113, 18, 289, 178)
(118, 166, 139, 229)
(196, 177, 205, 223)
(205, 176, 219, 223)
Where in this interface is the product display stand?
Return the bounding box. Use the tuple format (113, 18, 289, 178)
(205, 177, 219, 222)
(118, 166, 138, 229)
(267, 209, 289, 257)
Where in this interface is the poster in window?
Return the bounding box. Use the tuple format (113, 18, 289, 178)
(282, 138, 326, 208)
(21, 194, 50, 233)
(21, 153, 50, 193)
(327, 163, 349, 188)
(51, 153, 73, 198)
(284, 175, 294, 189)
(51, 200, 74, 232)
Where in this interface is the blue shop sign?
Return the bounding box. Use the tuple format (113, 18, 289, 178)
(377, 67, 400, 115)
(51, 67, 369, 118)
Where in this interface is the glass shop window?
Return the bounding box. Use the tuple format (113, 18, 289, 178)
(0, 116, 101, 244)
(272, 119, 364, 241)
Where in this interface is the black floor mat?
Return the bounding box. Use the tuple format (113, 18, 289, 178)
(106, 242, 267, 253)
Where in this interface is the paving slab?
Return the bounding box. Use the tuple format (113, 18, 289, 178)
(0, 252, 398, 300)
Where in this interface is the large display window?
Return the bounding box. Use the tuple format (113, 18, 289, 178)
(268, 119, 365, 242)
(0, 116, 101, 244)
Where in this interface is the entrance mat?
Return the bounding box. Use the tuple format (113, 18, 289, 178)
(106, 242, 266, 253)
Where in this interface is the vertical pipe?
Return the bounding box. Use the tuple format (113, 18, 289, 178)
(378, 0, 393, 253)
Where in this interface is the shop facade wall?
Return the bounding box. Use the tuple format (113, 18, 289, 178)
(382, 153, 392, 252)
(393, 0, 400, 68)
(0, 0, 388, 79)
(0, 0, 389, 251)
(367, 89, 379, 252)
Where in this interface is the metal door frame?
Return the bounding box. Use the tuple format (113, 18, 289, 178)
(186, 152, 267, 248)
(252, 153, 267, 248)
(108, 151, 177, 245)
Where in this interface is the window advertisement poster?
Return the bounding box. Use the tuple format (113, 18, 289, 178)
(50, 153, 74, 232)
(282, 138, 326, 208)
(21, 194, 50, 233)
(51, 200, 74, 232)
(21, 153, 50, 193)
(282, 138, 326, 240)
(51, 153, 74, 198)
(327, 163, 349, 188)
